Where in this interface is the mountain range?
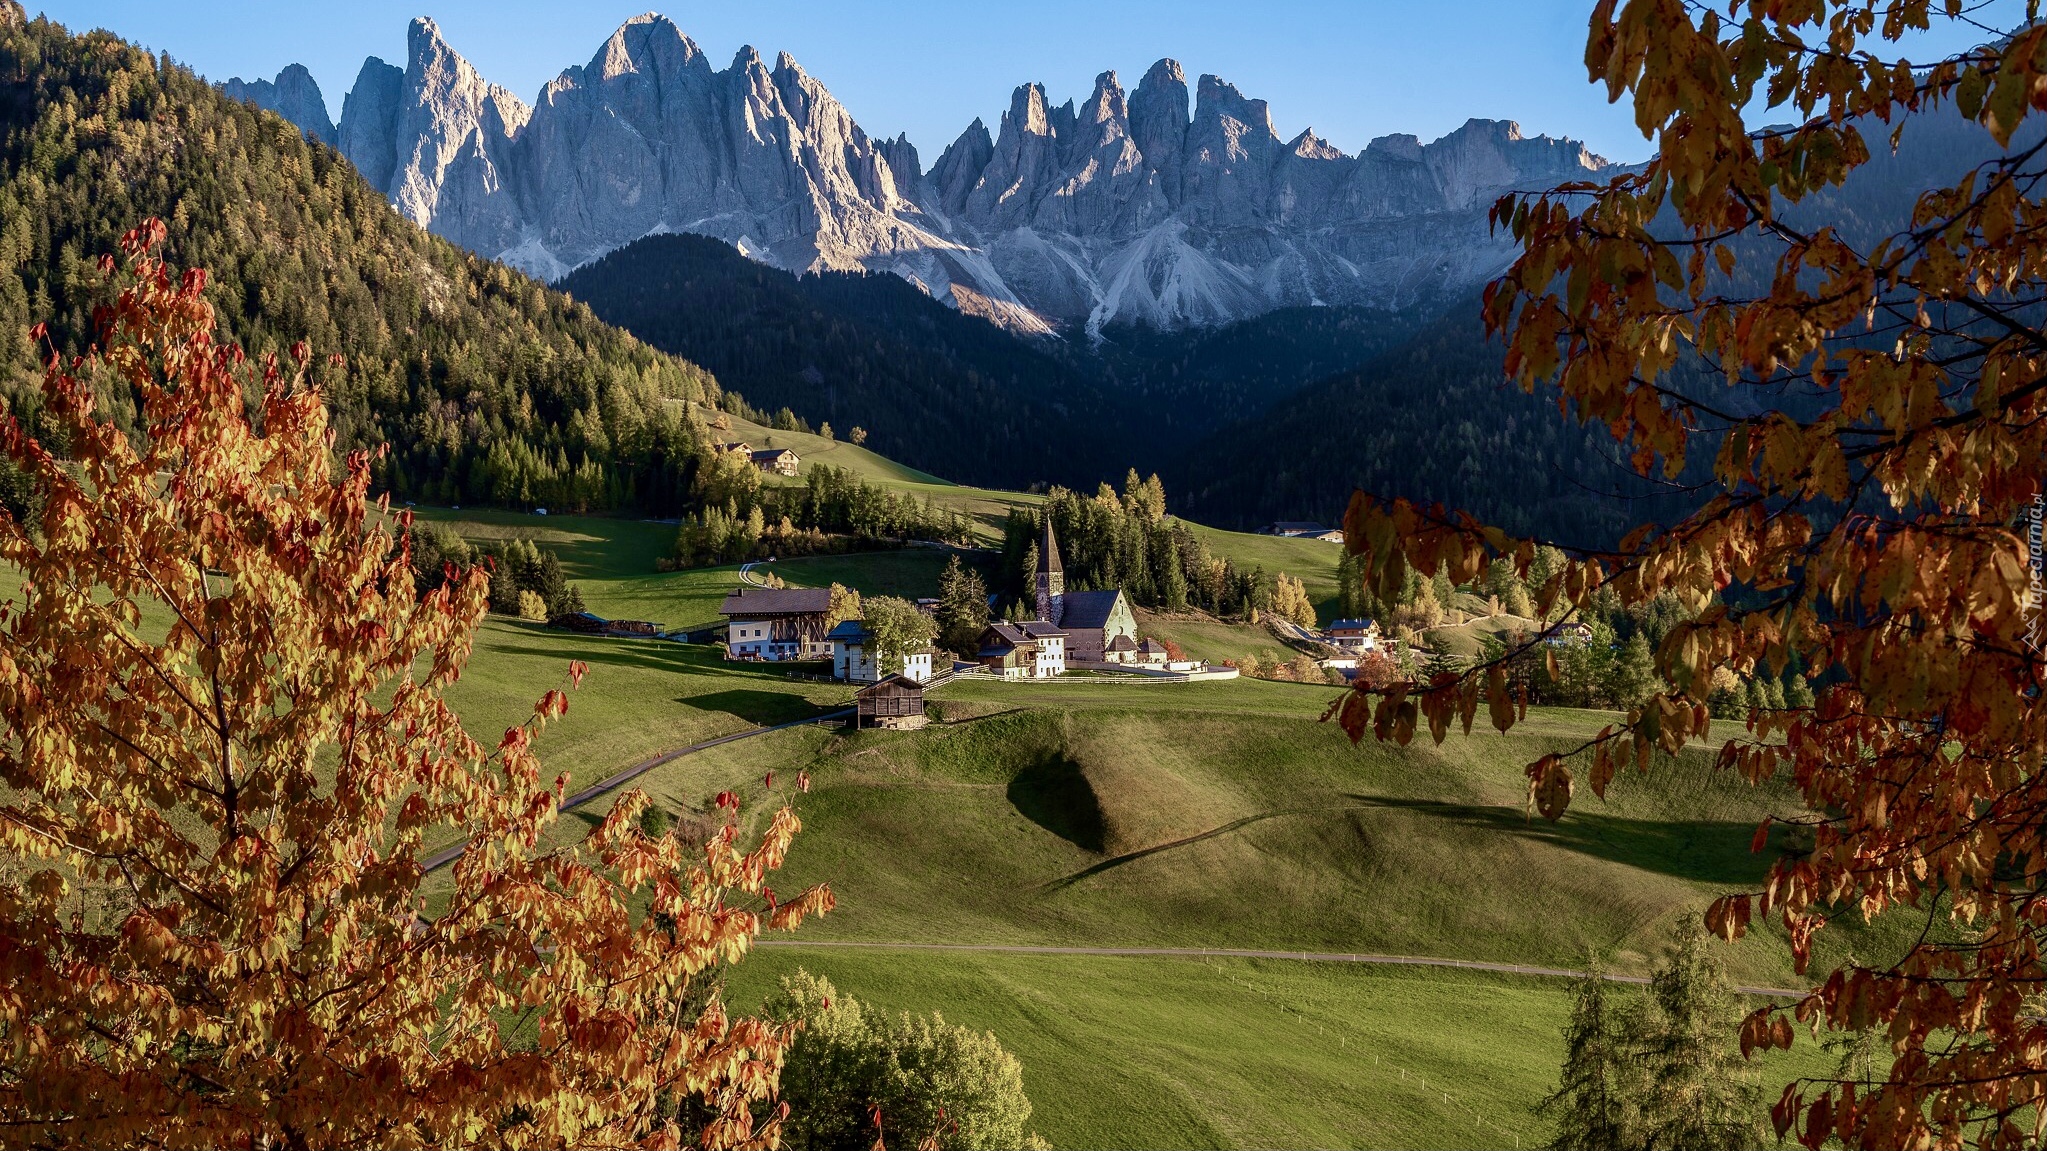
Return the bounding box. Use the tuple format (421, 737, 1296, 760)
(225, 13, 1615, 334)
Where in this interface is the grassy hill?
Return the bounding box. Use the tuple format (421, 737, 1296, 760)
(427, 656, 1859, 1147)
(399, 462, 1873, 1149)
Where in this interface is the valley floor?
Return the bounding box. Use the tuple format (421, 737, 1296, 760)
(409, 513, 1881, 1149)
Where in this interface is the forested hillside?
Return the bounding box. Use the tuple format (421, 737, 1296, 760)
(1096, 306, 1424, 451)
(0, 5, 729, 514)
(1169, 308, 1679, 544)
(558, 233, 1130, 491)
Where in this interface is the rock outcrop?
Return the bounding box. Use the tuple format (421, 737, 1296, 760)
(240, 13, 1615, 333)
(221, 63, 336, 146)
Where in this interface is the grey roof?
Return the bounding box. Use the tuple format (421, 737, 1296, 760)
(1329, 618, 1377, 631)
(1269, 521, 1328, 533)
(720, 587, 832, 617)
(983, 619, 1066, 651)
(1057, 589, 1126, 630)
(1105, 633, 1138, 652)
(1136, 638, 1167, 654)
(827, 619, 874, 642)
(856, 673, 922, 697)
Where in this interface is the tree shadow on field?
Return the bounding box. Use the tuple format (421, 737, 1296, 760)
(484, 623, 713, 675)
(680, 689, 818, 727)
(1341, 794, 1787, 887)
(1007, 753, 1107, 853)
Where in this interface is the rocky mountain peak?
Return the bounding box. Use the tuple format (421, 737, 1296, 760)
(222, 63, 336, 146)
(263, 13, 1617, 332)
(592, 12, 700, 80)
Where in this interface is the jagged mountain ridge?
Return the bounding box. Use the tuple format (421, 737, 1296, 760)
(227, 12, 1615, 333)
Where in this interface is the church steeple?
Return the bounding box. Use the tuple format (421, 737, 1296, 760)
(1035, 518, 1065, 623)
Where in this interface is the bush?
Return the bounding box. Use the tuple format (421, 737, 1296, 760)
(517, 589, 548, 621)
(765, 971, 1042, 1150)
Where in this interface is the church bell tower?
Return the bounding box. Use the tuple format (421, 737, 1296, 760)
(1035, 518, 1065, 624)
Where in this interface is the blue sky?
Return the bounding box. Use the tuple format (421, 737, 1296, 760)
(30, 2, 2014, 164)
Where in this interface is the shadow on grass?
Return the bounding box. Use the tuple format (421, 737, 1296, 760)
(1007, 753, 1107, 853)
(1340, 794, 1782, 887)
(682, 689, 822, 727)
(1035, 793, 1785, 891)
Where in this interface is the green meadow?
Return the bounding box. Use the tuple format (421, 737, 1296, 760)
(403, 506, 1874, 1148)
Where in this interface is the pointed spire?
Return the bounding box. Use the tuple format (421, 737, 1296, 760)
(1039, 517, 1062, 576)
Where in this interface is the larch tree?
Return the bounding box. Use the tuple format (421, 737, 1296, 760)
(0, 223, 831, 1149)
(1328, 2, 2047, 1146)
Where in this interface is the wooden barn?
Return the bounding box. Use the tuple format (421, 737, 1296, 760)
(855, 674, 926, 730)
(721, 587, 834, 661)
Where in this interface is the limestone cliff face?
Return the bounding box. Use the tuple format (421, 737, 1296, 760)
(240, 13, 1614, 333)
(221, 63, 336, 146)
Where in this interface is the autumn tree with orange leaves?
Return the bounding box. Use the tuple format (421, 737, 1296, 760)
(1330, 1, 2047, 1147)
(0, 221, 830, 1149)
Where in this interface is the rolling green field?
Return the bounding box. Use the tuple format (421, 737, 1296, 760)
(399, 487, 1876, 1148)
(726, 950, 1580, 1150)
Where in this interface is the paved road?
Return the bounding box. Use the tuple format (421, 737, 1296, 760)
(752, 939, 1810, 999)
(421, 707, 854, 873)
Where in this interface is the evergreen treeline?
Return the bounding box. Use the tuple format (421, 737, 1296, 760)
(406, 522, 585, 619)
(557, 233, 1130, 492)
(665, 464, 974, 569)
(997, 472, 1277, 620)
(0, 8, 735, 516)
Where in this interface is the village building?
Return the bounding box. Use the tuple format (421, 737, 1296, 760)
(830, 619, 937, 684)
(975, 620, 1067, 679)
(718, 441, 754, 457)
(1260, 521, 1345, 542)
(1133, 637, 1170, 667)
(1031, 520, 1138, 662)
(828, 619, 878, 682)
(720, 586, 833, 661)
(749, 447, 800, 477)
(1101, 635, 1173, 668)
(1323, 618, 1382, 651)
(1541, 621, 1596, 646)
(855, 675, 927, 730)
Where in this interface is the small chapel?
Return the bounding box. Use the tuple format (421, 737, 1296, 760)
(1029, 519, 1138, 662)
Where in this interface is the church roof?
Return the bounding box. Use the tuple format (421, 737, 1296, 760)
(1057, 589, 1126, 630)
(1037, 518, 1062, 576)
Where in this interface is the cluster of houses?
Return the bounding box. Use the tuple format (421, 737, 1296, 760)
(718, 440, 801, 477)
(716, 521, 1184, 693)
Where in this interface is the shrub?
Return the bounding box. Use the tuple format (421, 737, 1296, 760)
(765, 971, 1042, 1150)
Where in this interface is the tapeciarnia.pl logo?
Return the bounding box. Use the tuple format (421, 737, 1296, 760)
(2029, 493, 2046, 654)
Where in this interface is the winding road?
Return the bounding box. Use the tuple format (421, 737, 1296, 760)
(751, 939, 1810, 999)
(421, 707, 853, 873)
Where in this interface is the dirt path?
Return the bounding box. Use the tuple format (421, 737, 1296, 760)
(752, 939, 1810, 999)
(421, 707, 853, 873)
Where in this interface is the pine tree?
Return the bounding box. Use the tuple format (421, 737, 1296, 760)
(1605, 633, 1656, 708)
(935, 555, 990, 655)
(1632, 927, 1765, 1151)
(1784, 671, 1816, 710)
(1421, 641, 1462, 681)
(1538, 959, 1638, 1150)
